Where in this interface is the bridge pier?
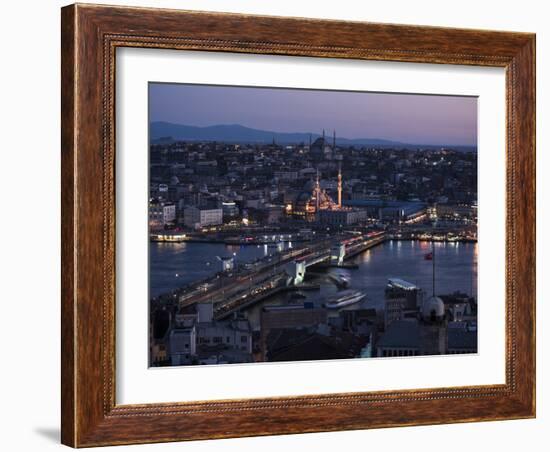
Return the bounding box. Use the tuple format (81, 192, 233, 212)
(331, 243, 346, 265)
(286, 261, 306, 285)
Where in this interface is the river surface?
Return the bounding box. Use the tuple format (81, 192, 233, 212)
(150, 240, 477, 329)
(149, 241, 295, 296)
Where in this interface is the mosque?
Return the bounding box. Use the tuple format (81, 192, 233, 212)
(289, 129, 354, 222)
(310, 129, 337, 161)
(289, 163, 361, 224)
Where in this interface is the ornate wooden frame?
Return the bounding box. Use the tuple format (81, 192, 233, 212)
(61, 3, 536, 447)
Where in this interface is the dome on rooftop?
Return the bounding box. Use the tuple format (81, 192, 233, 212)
(303, 179, 315, 191)
(421, 296, 445, 322)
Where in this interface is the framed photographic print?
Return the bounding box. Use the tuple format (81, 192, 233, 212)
(61, 3, 536, 447)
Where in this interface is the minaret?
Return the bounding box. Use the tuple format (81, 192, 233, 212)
(333, 130, 336, 149)
(315, 169, 321, 212)
(337, 163, 342, 208)
(432, 239, 436, 297)
(309, 133, 312, 148)
(322, 129, 325, 141)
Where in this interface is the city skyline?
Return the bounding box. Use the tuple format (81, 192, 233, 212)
(148, 83, 478, 367)
(149, 83, 478, 147)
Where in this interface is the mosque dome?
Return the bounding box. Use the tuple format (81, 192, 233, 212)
(294, 191, 313, 210)
(421, 296, 445, 322)
(311, 137, 326, 150)
(303, 179, 315, 191)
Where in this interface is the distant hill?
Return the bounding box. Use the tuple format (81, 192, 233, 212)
(149, 122, 476, 151)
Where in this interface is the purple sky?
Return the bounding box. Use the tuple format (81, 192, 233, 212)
(149, 83, 477, 146)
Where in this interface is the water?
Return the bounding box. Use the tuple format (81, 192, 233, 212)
(351, 240, 477, 306)
(149, 241, 293, 296)
(150, 240, 477, 326)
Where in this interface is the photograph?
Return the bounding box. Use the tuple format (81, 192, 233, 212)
(148, 83, 479, 367)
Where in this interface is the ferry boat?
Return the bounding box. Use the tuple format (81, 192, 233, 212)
(325, 290, 366, 309)
(327, 273, 351, 289)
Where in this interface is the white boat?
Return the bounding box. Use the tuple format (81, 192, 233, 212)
(328, 273, 350, 289)
(325, 290, 366, 309)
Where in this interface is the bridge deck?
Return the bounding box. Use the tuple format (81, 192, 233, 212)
(166, 232, 387, 315)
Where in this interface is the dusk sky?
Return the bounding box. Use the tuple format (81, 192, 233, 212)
(149, 83, 477, 146)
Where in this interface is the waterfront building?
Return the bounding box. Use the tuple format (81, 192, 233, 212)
(436, 202, 477, 221)
(379, 202, 427, 223)
(183, 206, 223, 229)
(318, 208, 367, 226)
(344, 200, 427, 223)
(221, 201, 239, 219)
(149, 199, 176, 229)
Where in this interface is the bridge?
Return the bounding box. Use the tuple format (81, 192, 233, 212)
(169, 231, 387, 319)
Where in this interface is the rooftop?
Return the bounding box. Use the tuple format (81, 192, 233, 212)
(448, 328, 477, 350)
(387, 278, 418, 291)
(377, 320, 420, 349)
(344, 200, 426, 209)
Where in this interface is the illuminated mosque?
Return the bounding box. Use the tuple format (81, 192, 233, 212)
(289, 130, 358, 223)
(295, 167, 342, 215)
